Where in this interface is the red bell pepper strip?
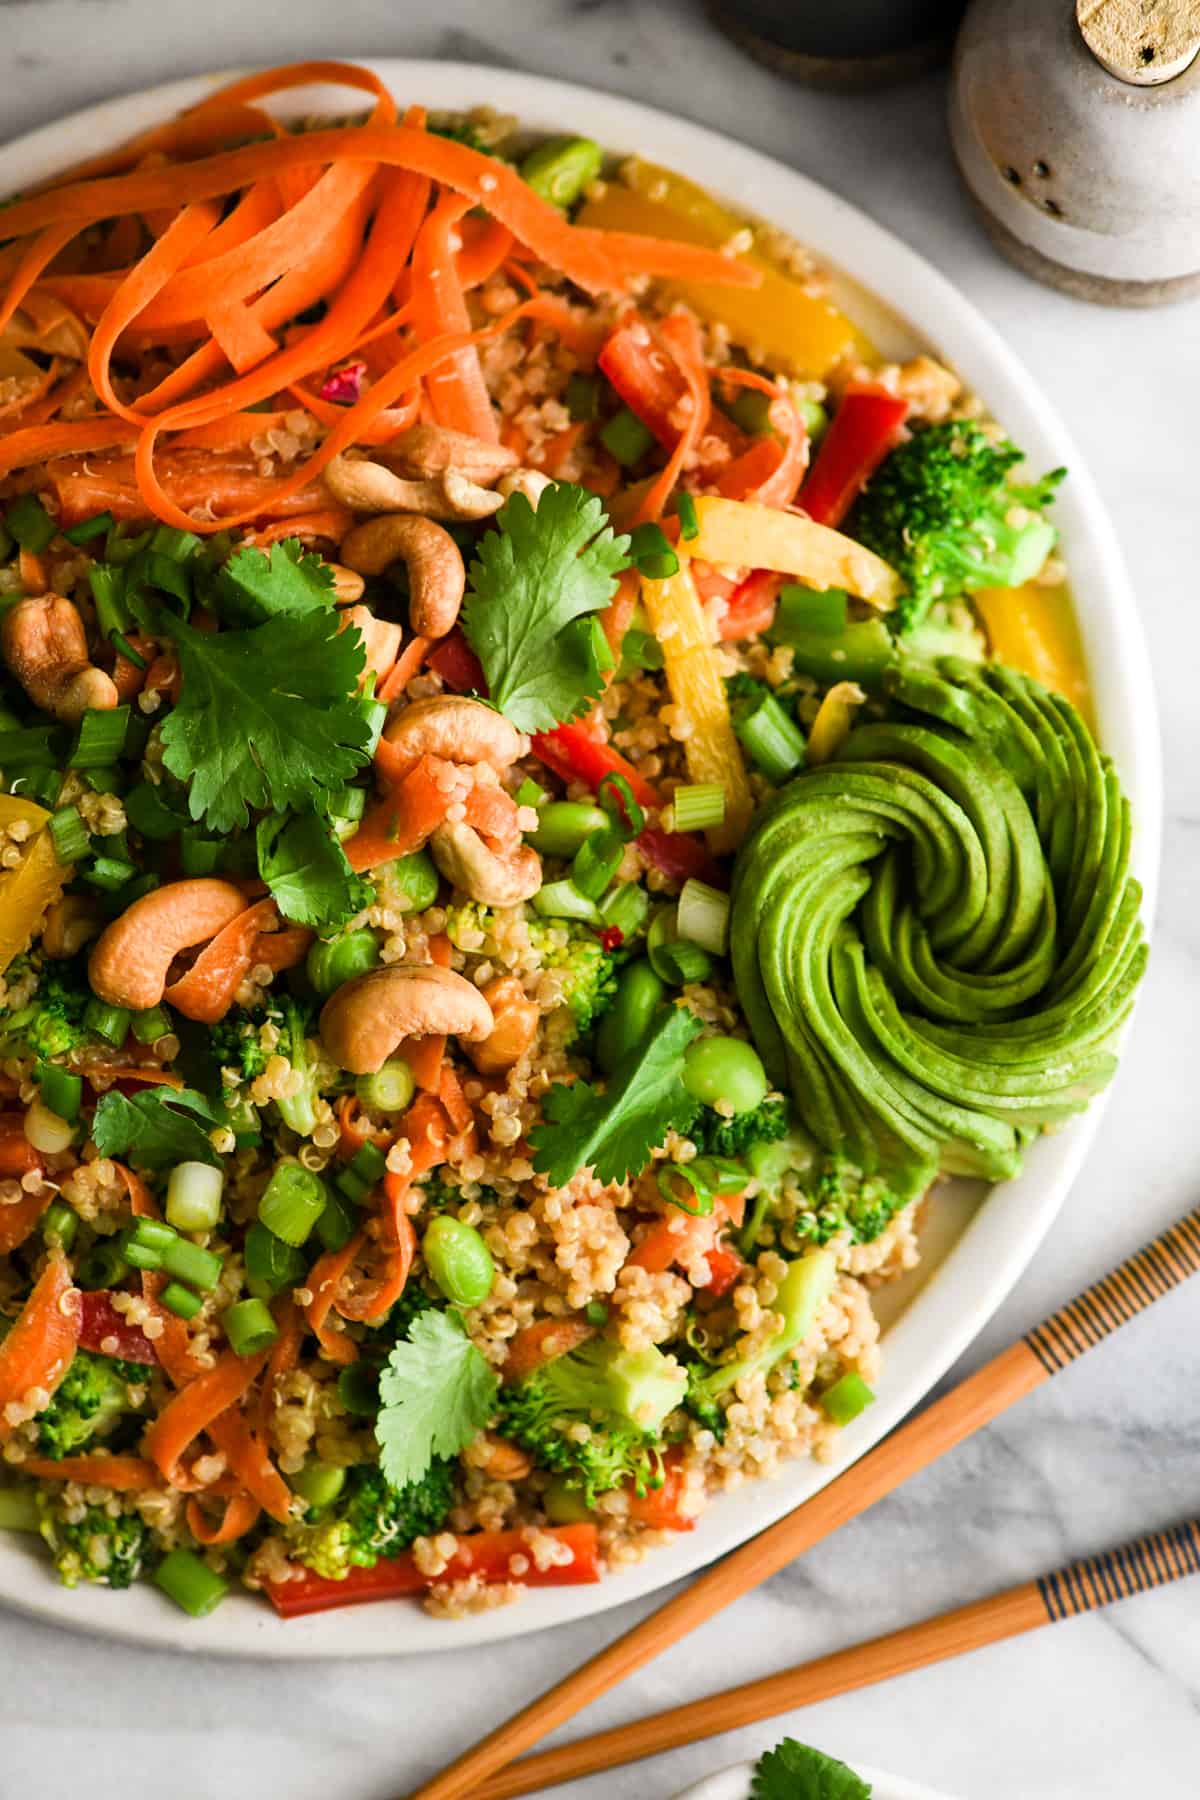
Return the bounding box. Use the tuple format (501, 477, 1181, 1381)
(624, 1451, 694, 1531)
(717, 569, 784, 642)
(798, 386, 909, 528)
(76, 1290, 158, 1365)
(703, 1242, 745, 1298)
(598, 316, 742, 456)
(265, 1522, 601, 1617)
(425, 630, 486, 695)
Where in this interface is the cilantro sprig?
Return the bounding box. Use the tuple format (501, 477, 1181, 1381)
(213, 539, 336, 627)
(751, 1739, 872, 1800)
(375, 1310, 499, 1491)
(91, 1087, 222, 1170)
(462, 481, 630, 733)
(530, 1005, 702, 1187)
(160, 607, 371, 833)
(256, 810, 372, 934)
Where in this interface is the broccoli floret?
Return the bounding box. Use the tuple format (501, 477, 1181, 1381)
(444, 899, 497, 952)
(209, 1009, 269, 1083)
(525, 918, 618, 1041)
(797, 1155, 922, 1248)
(690, 1097, 790, 1161)
(212, 996, 319, 1136)
(497, 1337, 686, 1504)
(286, 1461, 455, 1580)
(37, 1491, 149, 1589)
(0, 962, 94, 1061)
(686, 1248, 837, 1411)
(35, 1349, 147, 1461)
(850, 422, 1064, 632)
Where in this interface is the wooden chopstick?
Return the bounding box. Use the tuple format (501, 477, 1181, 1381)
(472, 1517, 1200, 1798)
(408, 1206, 1200, 1800)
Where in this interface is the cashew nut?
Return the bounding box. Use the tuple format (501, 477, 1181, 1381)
(338, 604, 404, 686)
(430, 821, 543, 908)
(325, 563, 366, 604)
(41, 895, 103, 960)
(339, 517, 465, 639)
(323, 455, 503, 521)
(467, 1431, 533, 1480)
(496, 468, 552, 508)
(2, 297, 88, 362)
(465, 975, 539, 1075)
(1, 595, 119, 723)
(319, 963, 494, 1074)
(381, 423, 518, 486)
(383, 697, 527, 774)
(88, 879, 249, 1012)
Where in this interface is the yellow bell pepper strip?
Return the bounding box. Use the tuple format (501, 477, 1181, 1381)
(973, 583, 1093, 727)
(639, 560, 753, 855)
(805, 681, 868, 765)
(576, 162, 860, 380)
(690, 496, 903, 612)
(0, 795, 67, 974)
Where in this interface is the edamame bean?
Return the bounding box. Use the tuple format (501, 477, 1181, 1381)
(306, 928, 380, 996)
(682, 1036, 768, 1113)
(519, 136, 603, 211)
(289, 1461, 347, 1510)
(595, 958, 666, 1074)
(422, 1215, 495, 1309)
(384, 849, 440, 914)
(528, 801, 609, 859)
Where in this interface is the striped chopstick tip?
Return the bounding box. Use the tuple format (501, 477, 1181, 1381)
(1038, 1521, 1200, 1621)
(1025, 1211, 1200, 1375)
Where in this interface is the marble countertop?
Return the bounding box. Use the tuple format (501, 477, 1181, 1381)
(3, 3, 1199, 1796)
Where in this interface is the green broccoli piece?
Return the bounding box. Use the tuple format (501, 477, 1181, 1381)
(797, 1155, 922, 1248)
(497, 1337, 686, 1505)
(850, 422, 1064, 632)
(690, 1096, 790, 1161)
(0, 961, 94, 1061)
(286, 1461, 455, 1580)
(208, 1008, 269, 1083)
(526, 918, 618, 1041)
(686, 1248, 837, 1412)
(37, 1491, 149, 1589)
(211, 996, 319, 1136)
(443, 899, 497, 952)
(35, 1349, 147, 1461)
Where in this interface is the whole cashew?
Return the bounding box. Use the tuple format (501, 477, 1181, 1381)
(468, 1431, 533, 1479)
(325, 563, 366, 604)
(319, 962, 494, 1074)
(88, 879, 249, 1012)
(496, 469, 552, 508)
(338, 604, 404, 686)
(431, 821, 543, 908)
(381, 423, 518, 486)
(41, 895, 103, 960)
(2, 595, 119, 723)
(465, 975, 539, 1075)
(339, 517, 465, 640)
(323, 455, 503, 521)
(383, 697, 527, 775)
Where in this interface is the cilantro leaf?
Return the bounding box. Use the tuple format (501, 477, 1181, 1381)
(530, 1006, 702, 1187)
(462, 481, 629, 733)
(751, 1740, 872, 1800)
(375, 1310, 499, 1490)
(214, 538, 336, 628)
(159, 608, 371, 833)
(256, 810, 373, 933)
(91, 1087, 221, 1171)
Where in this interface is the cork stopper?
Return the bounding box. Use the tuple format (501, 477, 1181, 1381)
(1077, 0, 1200, 85)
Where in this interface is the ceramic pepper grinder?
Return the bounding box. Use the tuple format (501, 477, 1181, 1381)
(949, 0, 1200, 304)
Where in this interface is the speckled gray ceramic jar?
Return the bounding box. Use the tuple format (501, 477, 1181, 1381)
(949, 0, 1200, 304)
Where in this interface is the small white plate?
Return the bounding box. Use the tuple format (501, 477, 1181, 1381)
(676, 1757, 961, 1800)
(0, 59, 1161, 1659)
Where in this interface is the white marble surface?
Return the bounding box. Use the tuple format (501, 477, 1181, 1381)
(2, 3, 1199, 1796)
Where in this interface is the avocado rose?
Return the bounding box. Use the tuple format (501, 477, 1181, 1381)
(730, 657, 1147, 1192)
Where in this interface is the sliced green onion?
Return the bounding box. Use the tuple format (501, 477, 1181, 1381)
(131, 1005, 172, 1045)
(41, 1199, 79, 1252)
(63, 510, 115, 546)
(179, 832, 224, 877)
(88, 563, 131, 640)
(159, 1280, 204, 1321)
(47, 805, 89, 865)
(84, 764, 126, 797)
(165, 1161, 224, 1234)
(154, 1547, 228, 1617)
(564, 372, 601, 421)
(98, 870, 157, 914)
(243, 1220, 305, 1299)
(0, 726, 59, 769)
(676, 877, 730, 956)
(221, 1297, 279, 1357)
(36, 1061, 81, 1124)
(4, 494, 56, 553)
(777, 583, 849, 636)
(334, 1167, 369, 1207)
(358, 695, 387, 756)
(110, 630, 147, 670)
(7, 765, 62, 807)
(584, 1300, 610, 1326)
(82, 854, 137, 894)
(519, 135, 603, 210)
(258, 1163, 327, 1247)
(597, 771, 646, 840)
(628, 521, 680, 581)
(327, 784, 366, 839)
(731, 687, 806, 784)
(615, 626, 663, 679)
(131, 1217, 176, 1254)
(337, 1361, 380, 1417)
(571, 825, 624, 901)
(315, 1186, 357, 1253)
(819, 1371, 876, 1425)
(125, 780, 187, 841)
(532, 879, 601, 925)
(599, 881, 649, 941)
(355, 1061, 415, 1114)
(600, 406, 654, 468)
(76, 1241, 130, 1290)
(149, 525, 202, 563)
(23, 1094, 74, 1154)
(82, 998, 131, 1046)
(689, 1155, 749, 1195)
(348, 1141, 388, 1185)
(674, 492, 700, 540)
(160, 1237, 223, 1293)
(657, 1162, 715, 1216)
(799, 398, 829, 441)
(647, 908, 713, 987)
(514, 776, 548, 809)
(123, 1238, 164, 1273)
(669, 783, 726, 834)
(0, 1488, 40, 1533)
(68, 705, 130, 769)
(289, 1461, 347, 1511)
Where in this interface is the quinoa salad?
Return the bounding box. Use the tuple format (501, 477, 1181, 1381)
(0, 61, 1146, 1623)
